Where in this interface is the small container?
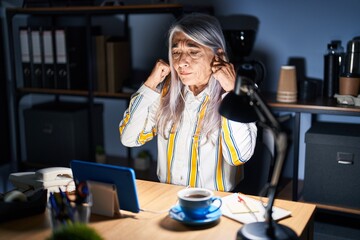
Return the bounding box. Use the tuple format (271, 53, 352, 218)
(277, 65, 297, 102)
(339, 37, 360, 96)
(342, 37, 360, 77)
(48, 192, 92, 230)
(323, 40, 344, 98)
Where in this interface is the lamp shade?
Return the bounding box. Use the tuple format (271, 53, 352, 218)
(219, 91, 258, 123)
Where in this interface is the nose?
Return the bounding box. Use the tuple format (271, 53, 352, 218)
(178, 53, 189, 68)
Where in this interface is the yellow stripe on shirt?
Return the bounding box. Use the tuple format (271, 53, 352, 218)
(119, 93, 141, 135)
(215, 136, 225, 191)
(119, 111, 131, 135)
(188, 96, 209, 187)
(222, 117, 242, 166)
(137, 127, 157, 145)
(166, 124, 177, 184)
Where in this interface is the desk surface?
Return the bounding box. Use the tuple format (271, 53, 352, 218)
(0, 180, 316, 240)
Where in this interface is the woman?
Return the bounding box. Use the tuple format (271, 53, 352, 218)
(119, 13, 257, 192)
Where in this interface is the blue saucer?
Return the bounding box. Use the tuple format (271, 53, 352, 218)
(169, 205, 221, 226)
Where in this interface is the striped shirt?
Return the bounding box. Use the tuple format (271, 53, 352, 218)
(119, 84, 257, 192)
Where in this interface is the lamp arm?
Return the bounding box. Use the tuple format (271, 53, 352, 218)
(245, 85, 288, 234)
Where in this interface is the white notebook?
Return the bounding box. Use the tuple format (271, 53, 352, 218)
(221, 193, 292, 224)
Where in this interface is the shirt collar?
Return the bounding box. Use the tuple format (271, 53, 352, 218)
(184, 85, 210, 100)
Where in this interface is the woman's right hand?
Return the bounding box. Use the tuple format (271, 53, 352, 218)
(144, 59, 170, 91)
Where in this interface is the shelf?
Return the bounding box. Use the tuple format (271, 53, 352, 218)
(6, 4, 183, 16)
(263, 92, 360, 115)
(18, 87, 133, 99)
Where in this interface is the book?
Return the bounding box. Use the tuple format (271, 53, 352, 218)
(94, 35, 109, 92)
(19, 27, 32, 88)
(106, 37, 131, 94)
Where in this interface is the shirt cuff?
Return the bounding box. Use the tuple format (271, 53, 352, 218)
(138, 84, 161, 100)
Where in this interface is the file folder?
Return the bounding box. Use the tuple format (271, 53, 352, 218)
(54, 28, 69, 89)
(65, 27, 87, 90)
(30, 28, 43, 88)
(19, 27, 32, 88)
(54, 27, 88, 90)
(42, 28, 56, 89)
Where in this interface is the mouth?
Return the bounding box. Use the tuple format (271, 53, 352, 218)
(179, 71, 191, 76)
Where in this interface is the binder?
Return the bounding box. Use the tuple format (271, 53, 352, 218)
(54, 28, 69, 89)
(42, 28, 56, 89)
(94, 35, 109, 92)
(30, 28, 43, 88)
(19, 27, 32, 88)
(54, 27, 87, 90)
(106, 37, 131, 93)
(66, 27, 87, 90)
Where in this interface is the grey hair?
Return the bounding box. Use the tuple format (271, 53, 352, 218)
(157, 13, 228, 142)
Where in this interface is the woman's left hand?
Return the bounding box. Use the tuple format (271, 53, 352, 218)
(211, 52, 235, 92)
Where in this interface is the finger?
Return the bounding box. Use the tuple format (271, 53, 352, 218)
(160, 68, 170, 79)
(212, 61, 230, 73)
(211, 65, 222, 73)
(212, 56, 229, 68)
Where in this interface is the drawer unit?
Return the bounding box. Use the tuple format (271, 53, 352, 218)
(304, 122, 360, 209)
(24, 101, 103, 167)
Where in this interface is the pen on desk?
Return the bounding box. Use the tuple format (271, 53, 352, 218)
(237, 193, 259, 222)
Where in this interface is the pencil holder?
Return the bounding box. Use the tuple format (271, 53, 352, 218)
(48, 192, 92, 230)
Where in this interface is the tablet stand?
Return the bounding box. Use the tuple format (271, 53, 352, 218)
(87, 181, 121, 217)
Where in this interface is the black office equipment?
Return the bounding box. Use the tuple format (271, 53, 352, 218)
(219, 73, 298, 240)
(304, 122, 360, 209)
(24, 101, 103, 167)
(0, 189, 47, 222)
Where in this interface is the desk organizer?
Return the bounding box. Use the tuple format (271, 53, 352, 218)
(0, 189, 47, 222)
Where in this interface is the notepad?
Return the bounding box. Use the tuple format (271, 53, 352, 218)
(225, 196, 259, 214)
(221, 193, 292, 224)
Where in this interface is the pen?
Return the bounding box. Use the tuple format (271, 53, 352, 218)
(237, 193, 258, 222)
(49, 192, 59, 216)
(59, 188, 74, 222)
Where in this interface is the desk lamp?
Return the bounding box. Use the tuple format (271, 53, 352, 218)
(219, 74, 299, 240)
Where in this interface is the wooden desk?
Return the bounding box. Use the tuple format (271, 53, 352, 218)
(0, 180, 315, 240)
(264, 93, 360, 202)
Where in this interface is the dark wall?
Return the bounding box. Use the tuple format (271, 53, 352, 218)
(0, 19, 11, 165)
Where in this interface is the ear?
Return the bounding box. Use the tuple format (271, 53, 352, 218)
(216, 48, 226, 60)
(216, 48, 224, 55)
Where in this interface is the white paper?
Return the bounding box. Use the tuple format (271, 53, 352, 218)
(221, 193, 292, 224)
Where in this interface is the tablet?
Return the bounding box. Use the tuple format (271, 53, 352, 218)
(70, 160, 140, 213)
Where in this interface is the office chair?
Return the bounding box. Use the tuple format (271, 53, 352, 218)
(234, 128, 273, 196)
